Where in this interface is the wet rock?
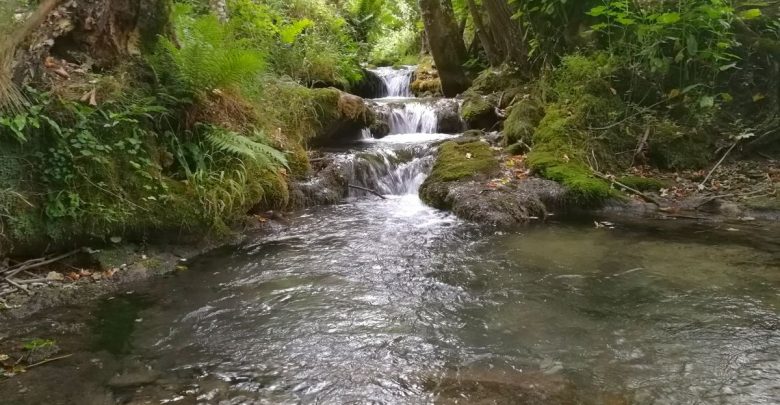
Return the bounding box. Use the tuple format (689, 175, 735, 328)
(483, 131, 503, 146)
(428, 368, 577, 405)
(367, 102, 392, 138)
(108, 369, 161, 389)
(434, 99, 464, 133)
(350, 69, 385, 99)
(461, 92, 500, 131)
(420, 141, 567, 226)
(411, 58, 443, 97)
(423, 178, 566, 226)
(289, 158, 349, 209)
(310, 89, 375, 146)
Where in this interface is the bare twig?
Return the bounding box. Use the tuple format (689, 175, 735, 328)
(591, 171, 664, 206)
(348, 184, 387, 200)
(25, 354, 73, 370)
(699, 140, 739, 190)
(632, 127, 651, 167)
(5, 278, 30, 295)
(2, 248, 83, 278)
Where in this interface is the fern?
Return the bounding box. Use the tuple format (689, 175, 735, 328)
(203, 126, 288, 168)
(154, 4, 266, 95)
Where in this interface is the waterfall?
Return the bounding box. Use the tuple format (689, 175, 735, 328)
(369, 66, 415, 98)
(386, 102, 438, 134)
(342, 145, 436, 196)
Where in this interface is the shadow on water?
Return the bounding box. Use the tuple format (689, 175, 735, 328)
(90, 293, 153, 356)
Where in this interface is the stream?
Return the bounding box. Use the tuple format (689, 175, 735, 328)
(0, 68, 779, 405)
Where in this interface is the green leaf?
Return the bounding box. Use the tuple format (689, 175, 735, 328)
(657, 12, 681, 24)
(13, 115, 26, 131)
(588, 6, 607, 17)
(699, 96, 715, 108)
(739, 9, 762, 20)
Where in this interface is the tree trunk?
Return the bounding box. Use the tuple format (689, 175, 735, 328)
(210, 0, 229, 22)
(12, 0, 171, 82)
(483, 0, 527, 67)
(418, 0, 471, 96)
(466, 0, 503, 67)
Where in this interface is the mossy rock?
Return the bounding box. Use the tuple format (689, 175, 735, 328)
(310, 88, 374, 145)
(526, 151, 615, 203)
(617, 176, 668, 192)
(411, 78, 442, 97)
(523, 106, 615, 203)
(470, 65, 526, 95)
(412, 56, 443, 97)
(503, 98, 544, 146)
(426, 141, 499, 183)
(461, 93, 499, 131)
(286, 143, 311, 179)
(420, 141, 499, 208)
(505, 142, 529, 156)
(647, 120, 715, 169)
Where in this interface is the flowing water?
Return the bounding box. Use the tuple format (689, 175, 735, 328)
(1, 69, 779, 405)
(369, 66, 416, 99)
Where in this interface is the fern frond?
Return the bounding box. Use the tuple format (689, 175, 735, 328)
(204, 126, 288, 168)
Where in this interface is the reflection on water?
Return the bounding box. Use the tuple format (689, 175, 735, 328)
(1, 195, 778, 404)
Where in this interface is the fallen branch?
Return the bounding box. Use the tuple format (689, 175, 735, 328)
(591, 171, 664, 206)
(2, 248, 83, 279)
(348, 185, 387, 200)
(699, 140, 739, 190)
(25, 354, 73, 370)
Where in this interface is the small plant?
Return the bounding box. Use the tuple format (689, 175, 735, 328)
(22, 338, 55, 351)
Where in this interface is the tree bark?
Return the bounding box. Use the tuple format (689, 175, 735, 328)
(483, 0, 527, 67)
(466, 0, 503, 67)
(210, 0, 229, 22)
(12, 0, 171, 82)
(418, 0, 471, 96)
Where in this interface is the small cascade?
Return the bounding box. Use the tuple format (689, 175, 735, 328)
(341, 145, 436, 196)
(369, 66, 415, 98)
(385, 102, 438, 134)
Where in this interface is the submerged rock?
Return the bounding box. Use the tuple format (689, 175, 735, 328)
(427, 368, 577, 405)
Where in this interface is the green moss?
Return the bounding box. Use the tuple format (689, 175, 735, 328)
(254, 169, 290, 210)
(647, 119, 715, 169)
(503, 98, 544, 145)
(527, 151, 615, 202)
(505, 142, 528, 156)
(427, 141, 499, 183)
(287, 143, 311, 178)
(617, 176, 668, 192)
(523, 105, 615, 202)
(470, 65, 526, 94)
(461, 94, 495, 127)
(411, 78, 442, 96)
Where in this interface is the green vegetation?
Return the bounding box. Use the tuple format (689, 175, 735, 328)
(0, 0, 403, 254)
(2, 0, 779, 254)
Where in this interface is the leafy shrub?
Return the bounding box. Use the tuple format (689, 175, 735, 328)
(587, 0, 742, 92)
